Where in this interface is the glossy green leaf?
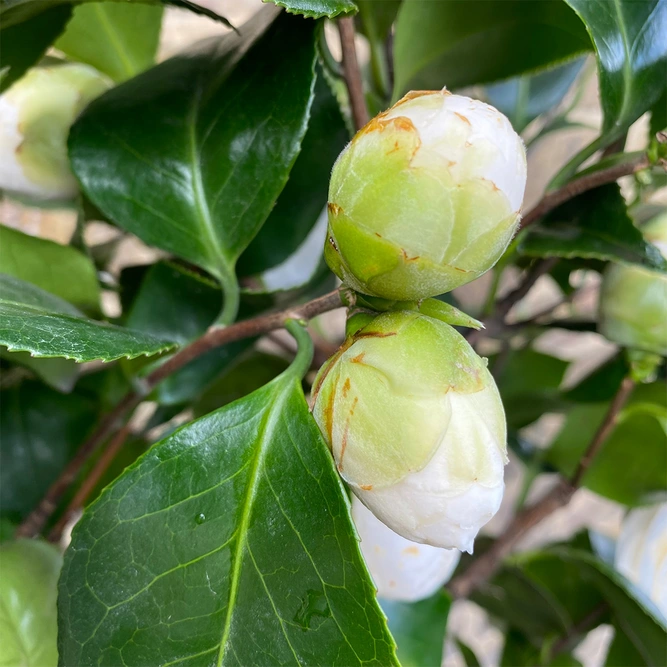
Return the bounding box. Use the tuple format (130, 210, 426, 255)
(194, 352, 290, 417)
(521, 184, 667, 271)
(122, 262, 254, 405)
(564, 354, 629, 404)
(392, 0, 591, 98)
(70, 8, 317, 323)
(0, 540, 62, 667)
(0, 347, 79, 392)
(564, 0, 667, 140)
(0, 381, 96, 521)
(0, 224, 100, 314)
(55, 2, 163, 82)
(58, 342, 399, 666)
(381, 591, 450, 667)
(494, 348, 568, 429)
(0, 5, 72, 93)
(650, 89, 667, 135)
(484, 59, 585, 133)
(546, 382, 667, 505)
(266, 0, 357, 18)
(0, 274, 175, 362)
(501, 630, 542, 666)
(356, 0, 400, 41)
(237, 69, 348, 276)
(605, 624, 647, 666)
(0, 0, 230, 30)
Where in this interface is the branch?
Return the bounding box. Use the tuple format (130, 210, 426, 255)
(448, 375, 635, 599)
(518, 153, 650, 231)
(16, 288, 346, 539)
(337, 16, 369, 131)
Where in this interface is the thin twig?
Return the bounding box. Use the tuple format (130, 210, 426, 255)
(16, 289, 346, 539)
(48, 424, 133, 543)
(448, 375, 635, 599)
(549, 603, 609, 660)
(338, 17, 369, 131)
(518, 153, 650, 231)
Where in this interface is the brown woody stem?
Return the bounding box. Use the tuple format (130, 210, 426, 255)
(15, 289, 346, 539)
(448, 375, 635, 599)
(337, 16, 369, 131)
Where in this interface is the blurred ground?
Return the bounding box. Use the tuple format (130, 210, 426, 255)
(2, 2, 665, 665)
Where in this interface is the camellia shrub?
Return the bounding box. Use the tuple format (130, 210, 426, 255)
(0, 0, 666, 666)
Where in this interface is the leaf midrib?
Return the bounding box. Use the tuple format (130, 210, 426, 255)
(93, 3, 136, 79)
(216, 378, 291, 666)
(187, 86, 229, 281)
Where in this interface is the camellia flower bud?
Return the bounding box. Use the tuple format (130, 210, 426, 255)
(312, 311, 508, 552)
(0, 64, 110, 200)
(614, 503, 667, 621)
(599, 213, 667, 356)
(352, 497, 460, 602)
(325, 89, 527, 300)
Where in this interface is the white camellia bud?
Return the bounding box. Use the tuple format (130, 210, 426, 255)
(352, 497, 460, 602)
(0, 64, 110, 200)
(615, 503, 667, 621)
(325, 89, 527, 300)
(313, 311, 508, 552)
(599, 213, 667, 356)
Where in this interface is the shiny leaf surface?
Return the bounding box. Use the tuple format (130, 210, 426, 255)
(70, 8, 317, 321)
(55, 2, 163, 82)
(0, 274, 175, 362)
(59, 366, 398, 666)
(564, 0, 667, 138)
(521, 184, 667, 271)
(392, 0, 591, 98)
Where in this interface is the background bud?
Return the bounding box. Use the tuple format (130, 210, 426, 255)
(599, 213, 667, 355)
(352, 497, 460, 602)
(312, 311, 507, 552)
(326, 90, 527, 300)
(0, 64, 110, 200)
(614, 503, 667, 621)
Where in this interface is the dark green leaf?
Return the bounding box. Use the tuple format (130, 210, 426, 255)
(564, 0, 667, 140)
(456, 639, 481, 667)
(547, 547, 667, 665)
(521, 184, 667, 271)
(0, 540, 62, 667)
(70, 8, 317, 322)
(122, 262, 254, 405)
(494, 348, 569, 429)
(484, 59, 585, 133)
(650, 89, 667, 135)
(267, 0, 356, 18)
(381, 592, 450, 667)
(237, 68, 348, 276)
(356, 0, 400, 41)
(0, 224, 100, 314)
(392, 0, 591, 98)
(0, 0, 231, 30)
(546, 382, 667, 505)
(0, 347, 79, 392)
(605, 624, 646, 666)
(0, 381, 96, 521)
(194, 352, 290, 417)
(59, 366, 398, 665)
(0, 274, 175, 362)
(501, 630, 542, 667)
(0, 5, 72, 93)
(55, 2, 163, 82)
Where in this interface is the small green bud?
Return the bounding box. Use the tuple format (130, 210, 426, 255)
(312, 310, 507, 552)
(0, 64, 110, 200)
(599, 213, 667, 356)
(326, 90, 527, 300)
